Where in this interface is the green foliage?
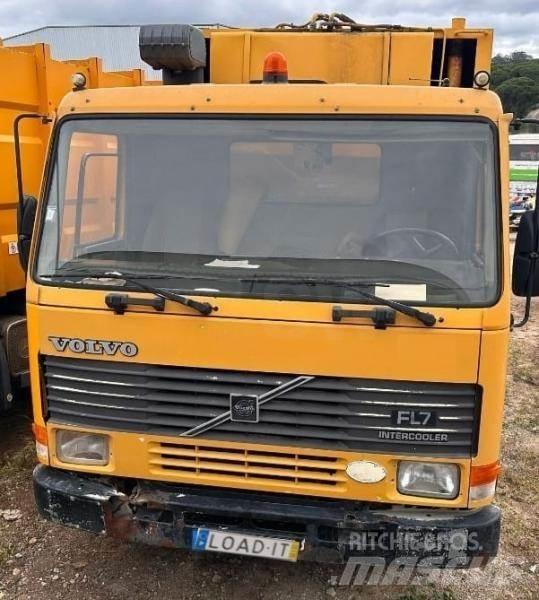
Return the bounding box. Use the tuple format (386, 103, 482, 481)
(497, 77, 539, 118)
(516, 61, 539, 82)
(491, 52, 539, 117)
(491, 65, 512, 87)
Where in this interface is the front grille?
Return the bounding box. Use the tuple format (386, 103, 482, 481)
(150, 441, 347, 492)
(43, 356, 480, 456)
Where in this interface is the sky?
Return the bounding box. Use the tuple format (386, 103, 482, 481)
(0, 1, 537, 56)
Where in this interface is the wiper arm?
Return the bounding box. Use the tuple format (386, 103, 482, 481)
(241, 276, 437, 327)
(40, 270, 214, 316)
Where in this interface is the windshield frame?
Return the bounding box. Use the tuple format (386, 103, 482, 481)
(31, 113, 503, 309)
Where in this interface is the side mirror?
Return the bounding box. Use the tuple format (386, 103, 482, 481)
(13, 113, 51, 272)
(512, 210, 539, 328)
(17, 195, 37, 272)
(513, 211, 539, 296)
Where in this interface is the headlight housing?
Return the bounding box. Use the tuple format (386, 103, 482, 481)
(56, 430, 109, 466)
(397, 461, 460, 499)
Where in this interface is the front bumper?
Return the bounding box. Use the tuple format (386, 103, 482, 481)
(34, 465, 500, 565)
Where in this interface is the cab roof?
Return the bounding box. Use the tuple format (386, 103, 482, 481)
(58, 84, 504, 122)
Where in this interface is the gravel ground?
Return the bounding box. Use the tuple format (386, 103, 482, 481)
(0, 295, 537, 600)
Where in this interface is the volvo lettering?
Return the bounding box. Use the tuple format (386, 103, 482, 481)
(48, 337, 138, 357)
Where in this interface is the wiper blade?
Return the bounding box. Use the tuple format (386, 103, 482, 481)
(40, 270, 214, 316)
(241, 276, 437, 327)
(40, 268, 181, 280)
(240, 276, 383, 288)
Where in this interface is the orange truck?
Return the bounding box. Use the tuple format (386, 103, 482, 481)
(0, 41, 144, 412)
(10, 15, 539, 566)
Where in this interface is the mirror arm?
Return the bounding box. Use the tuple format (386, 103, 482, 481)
(14, 113, 52, 231)
(512, 270, 535, 328)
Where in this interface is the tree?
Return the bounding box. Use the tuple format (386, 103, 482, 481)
(491, 52, 539, 116)
(509, 51, 533, 63)
(514, 61, 539, 82)
(491, 65, 512, 87)
(496, 76, 539, 117)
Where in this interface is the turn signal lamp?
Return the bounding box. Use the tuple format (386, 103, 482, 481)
(32, 423, 49, 462)
(470, 461, 501, 500)
(263, 52, 289, 83)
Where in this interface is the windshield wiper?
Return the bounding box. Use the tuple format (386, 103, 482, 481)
(240, 276, 437, 327)
(40, 270, 214, 316)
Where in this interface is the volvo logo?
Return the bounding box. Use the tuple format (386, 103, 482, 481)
(181, 376, 315, 437)
(48, 336, 138, 357)
(230, 394, 259, 423)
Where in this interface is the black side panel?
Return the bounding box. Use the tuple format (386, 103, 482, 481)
(0, 341, 12, 412)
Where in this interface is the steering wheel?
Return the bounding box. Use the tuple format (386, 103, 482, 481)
(334, 227, 470, 302)
(361, 227, 460, 260)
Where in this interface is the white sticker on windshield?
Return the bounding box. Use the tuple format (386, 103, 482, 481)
(45, 207, 56, 222)
(375, 284, 427, 302)
(204, 259, 260, 269)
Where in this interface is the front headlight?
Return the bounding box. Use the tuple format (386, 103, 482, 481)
(56, 430, 109, 466)
(397, 461, 460, 499)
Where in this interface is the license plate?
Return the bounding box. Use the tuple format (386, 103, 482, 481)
(191, 528, 301, 561)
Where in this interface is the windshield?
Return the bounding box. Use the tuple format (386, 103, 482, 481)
(36, 118, 499, 306)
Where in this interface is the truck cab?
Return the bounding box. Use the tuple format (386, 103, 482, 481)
(22, 16, 539, 565)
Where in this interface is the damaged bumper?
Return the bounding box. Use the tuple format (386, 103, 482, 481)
(34, 465, 500, 565)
